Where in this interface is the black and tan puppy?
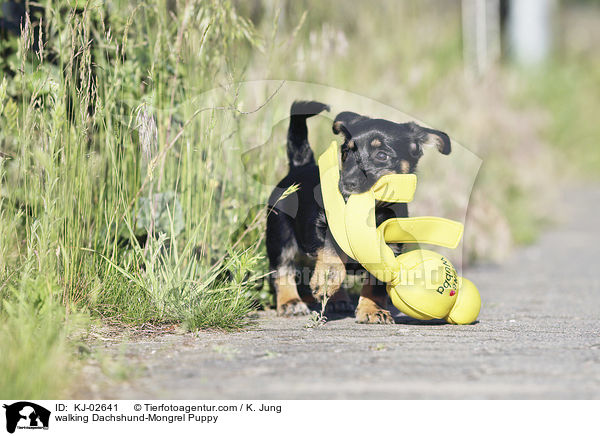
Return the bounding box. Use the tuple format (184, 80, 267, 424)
(266, 101, 451, 323)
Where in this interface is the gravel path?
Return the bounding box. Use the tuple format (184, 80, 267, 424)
(79, 185, 600, 399)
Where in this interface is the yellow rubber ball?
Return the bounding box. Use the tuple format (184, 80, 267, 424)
(445, 277, 481, 325)
(387, 249, 459, 320)
(387, 250, 481, 324)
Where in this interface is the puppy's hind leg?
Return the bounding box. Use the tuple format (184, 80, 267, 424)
(267, 212, 310, 317)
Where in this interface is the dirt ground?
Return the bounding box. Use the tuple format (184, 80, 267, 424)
(76, 185, 600, 399)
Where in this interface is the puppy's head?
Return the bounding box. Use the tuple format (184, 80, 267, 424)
(332, 111, 451, 197)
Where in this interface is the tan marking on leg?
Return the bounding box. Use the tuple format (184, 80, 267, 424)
(275, 274, 309, 316)
(400, 160, 410, 174)
(355, 282, 394, 324)
(309, 247, 346, 301)
(275, 274, 299, 307)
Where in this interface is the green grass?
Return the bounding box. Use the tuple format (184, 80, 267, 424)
(0, 271, 82, 399)
(0, 0, 269, 398)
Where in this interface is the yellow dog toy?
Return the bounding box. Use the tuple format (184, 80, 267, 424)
(318, 141, 481, 324)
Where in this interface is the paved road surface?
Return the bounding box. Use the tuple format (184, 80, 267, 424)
(78, 185, 600, 399)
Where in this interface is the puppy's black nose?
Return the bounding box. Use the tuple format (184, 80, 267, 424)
(345, 181, 358, 190)
(341, 180, 361, 194)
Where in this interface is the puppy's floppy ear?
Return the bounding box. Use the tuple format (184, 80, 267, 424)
(422, 127, 451, 155)
(332, 111, 366, 141)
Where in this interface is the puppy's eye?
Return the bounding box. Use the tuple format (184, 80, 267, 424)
(375, 151, 389, 161)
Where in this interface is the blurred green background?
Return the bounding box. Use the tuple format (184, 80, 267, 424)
(238, 0, 600, 255)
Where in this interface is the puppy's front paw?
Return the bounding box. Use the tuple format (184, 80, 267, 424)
(309, 260, 346, 301)
(277, 299, 311, 317)
(355, 298, 394, 324)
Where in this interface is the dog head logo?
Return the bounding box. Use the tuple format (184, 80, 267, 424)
(3, 402, 50, 433)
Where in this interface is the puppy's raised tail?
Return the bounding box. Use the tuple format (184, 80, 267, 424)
(287, 100, 329, 169)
